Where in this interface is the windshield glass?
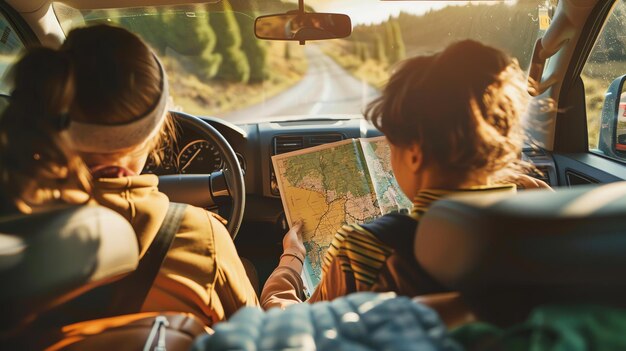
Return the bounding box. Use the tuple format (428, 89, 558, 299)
(54, 0, 548, 124)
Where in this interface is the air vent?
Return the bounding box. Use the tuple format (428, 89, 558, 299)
(523, 147, 545, 157)
(272, 134, 345, 155)
(309, 134, 343, 146)
(273, 135, 304, 155)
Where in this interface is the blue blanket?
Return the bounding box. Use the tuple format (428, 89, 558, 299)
(192, 292, 462, 351)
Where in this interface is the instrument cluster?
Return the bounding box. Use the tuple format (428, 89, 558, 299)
(143, 139, 245, 175)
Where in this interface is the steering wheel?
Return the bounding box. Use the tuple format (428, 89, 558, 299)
(158, 112, 245, 239)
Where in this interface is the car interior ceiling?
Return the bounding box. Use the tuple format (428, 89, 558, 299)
(3, 0, 626, 347)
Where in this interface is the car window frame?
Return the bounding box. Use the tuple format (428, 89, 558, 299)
(579, 0, 626, 165)
(552, 0, 617, 154)
(0, 2, 38, 47)
(0, 2, 39, 95)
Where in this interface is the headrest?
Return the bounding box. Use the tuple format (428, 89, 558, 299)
(415, 182, 626, 325)
(0, 205, 138, 329)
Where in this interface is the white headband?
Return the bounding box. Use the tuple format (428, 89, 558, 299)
(68, 54, 169, 154)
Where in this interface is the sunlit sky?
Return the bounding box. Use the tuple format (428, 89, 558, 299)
(288, 0, 517, 25)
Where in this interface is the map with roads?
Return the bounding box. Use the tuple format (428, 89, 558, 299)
(272, 136, 411, 290)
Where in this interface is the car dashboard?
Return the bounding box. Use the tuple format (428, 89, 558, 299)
(145, 113, 558, 222)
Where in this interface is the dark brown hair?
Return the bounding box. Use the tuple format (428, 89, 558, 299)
(62, 25, 176, 165)
(0, 48, 90, 211)
(0, 25, 178, 210)
(365, 40, 530, 184)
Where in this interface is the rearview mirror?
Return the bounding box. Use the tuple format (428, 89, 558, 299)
(598, 74, 626, 157)
(255, 13, 351, 42)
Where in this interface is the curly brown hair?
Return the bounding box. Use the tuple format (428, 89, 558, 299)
(365, 40, 530, 185)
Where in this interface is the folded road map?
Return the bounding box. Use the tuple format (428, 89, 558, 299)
(272, 136, 412, 291)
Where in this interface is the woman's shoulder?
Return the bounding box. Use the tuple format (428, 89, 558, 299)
(359, 212, 417, 236)
(177, 204, 231, 241)
(179, 204, 219, 229)
(343, 212, 418, 253)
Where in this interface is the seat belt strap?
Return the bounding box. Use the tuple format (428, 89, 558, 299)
(115, 202, 187, 315)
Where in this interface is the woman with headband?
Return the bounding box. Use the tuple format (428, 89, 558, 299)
(0, 25, 258, 326)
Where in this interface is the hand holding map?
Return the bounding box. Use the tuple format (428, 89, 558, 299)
(281, 220, 306, 260)
(272, 136, 411, 291)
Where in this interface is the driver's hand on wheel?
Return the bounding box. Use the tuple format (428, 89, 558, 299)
(280, 220, 306, 272)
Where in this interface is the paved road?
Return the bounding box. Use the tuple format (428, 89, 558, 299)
(219, 45, 379, 123)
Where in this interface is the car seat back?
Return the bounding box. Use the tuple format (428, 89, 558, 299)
(415, 182, 626, 325)
(0, 205, 138, 333)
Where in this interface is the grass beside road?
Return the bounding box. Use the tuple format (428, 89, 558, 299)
(582, 74, 606, 150)
(164, 42, 308, 117)
(581, 61, 626, 150)
(320, 40, 389, 89)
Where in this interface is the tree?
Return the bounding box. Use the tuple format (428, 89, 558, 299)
(210, 1, 251, 83)
(229, 0, 268, 82)
(118, 9, 167, 53)
(284, 42, 291, 61)
(590, 6, 626, 63)
(234, 12, 268, 83)
(374, 33, 387, 64)
(353, 42, 368, 62)
(390, 20, 406, 63)
(384, 20, 395, 62)
(353, 41, 361, 57)
(160, 8, 222, 79)
(161, 11, 211, 56)
(360, 42, 370, 62)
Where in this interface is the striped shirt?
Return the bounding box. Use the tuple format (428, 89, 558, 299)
(321, 184, 516, 287)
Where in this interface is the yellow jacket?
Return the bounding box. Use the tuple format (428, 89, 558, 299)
(92, 174, 258, 326)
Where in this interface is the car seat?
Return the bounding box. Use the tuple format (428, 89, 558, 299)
(415, 182, 626, 326)
(0, 205, 139, 340)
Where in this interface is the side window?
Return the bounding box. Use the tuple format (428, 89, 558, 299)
(582, 0, 626, 159)
(0, 11, 24, 95)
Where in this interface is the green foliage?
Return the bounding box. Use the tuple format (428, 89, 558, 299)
(234, 12, 268, 83)
(113, 7, 223, 80)
(390, 20, 405, 64)
(285, 42, 291, 61)
(374, 34, 387, 63)
(384, 21, 395, 62)
(353, 42, 362, 61)
(352, 3, 540, 69)
(589, 5, 626, 63)
(117, 10, 167, 53)
(361, 43, 370, 62)
(353, 42, 369, 62)
(161, 12, 210, 56)
(161, 10, 222, 80)
(76, 0, 300, 87)
(209, 1, 250, 83)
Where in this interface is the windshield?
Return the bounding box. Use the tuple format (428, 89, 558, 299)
(54, 0, 548, 124)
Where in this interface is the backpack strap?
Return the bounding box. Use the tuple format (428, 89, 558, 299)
(360, 213, 418, 260)
(360, 213, 449, 295)
(113, 202, 188, 315)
